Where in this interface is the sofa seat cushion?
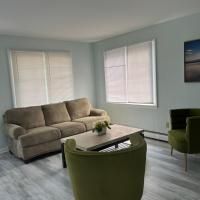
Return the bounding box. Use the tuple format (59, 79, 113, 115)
(74, 116, 110, 131)
(42, 102, 71, 125)
(19, 127, 61, 148)
(66, 98, 91, 120)
(5, 106, 45, 129)
(168, 129, 188, 153)
(51, 122, 86, 138)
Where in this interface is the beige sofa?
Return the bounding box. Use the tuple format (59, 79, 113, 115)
(4, 98, 110, 162)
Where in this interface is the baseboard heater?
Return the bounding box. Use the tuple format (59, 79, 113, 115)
(143, 130, 168, 142)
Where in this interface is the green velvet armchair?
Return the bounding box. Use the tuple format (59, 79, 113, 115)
(64, 134, 147, 200)
(168, 109, 200, 171)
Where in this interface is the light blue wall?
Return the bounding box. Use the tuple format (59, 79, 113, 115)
(93, 13, 200, 134)
(0, 35, 95, 150)
(1, 13, 200, 150)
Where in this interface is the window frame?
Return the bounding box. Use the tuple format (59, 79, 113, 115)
(104, 40, 157, 107)
(8, 49, 74, 107)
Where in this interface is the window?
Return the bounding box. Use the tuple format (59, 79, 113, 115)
(104, 40, 156, 106)
(9, 50, 73, 107)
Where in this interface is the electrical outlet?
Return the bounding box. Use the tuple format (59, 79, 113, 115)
(166, 122, 169, 129)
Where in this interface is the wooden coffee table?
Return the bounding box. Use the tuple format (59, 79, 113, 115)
(61, 124, 143, 168)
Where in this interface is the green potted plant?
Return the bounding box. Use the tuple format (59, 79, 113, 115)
(92, 121, 111, 136)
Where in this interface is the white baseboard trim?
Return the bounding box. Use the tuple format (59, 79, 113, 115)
(0, 146, 9, 154)
(144, 131, 168, 142)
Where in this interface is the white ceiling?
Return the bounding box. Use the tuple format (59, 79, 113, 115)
(0, 0, 200, 42)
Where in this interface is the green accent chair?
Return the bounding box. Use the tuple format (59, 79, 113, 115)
(64, 134, 147, 200)
(168, 109, 200, 171)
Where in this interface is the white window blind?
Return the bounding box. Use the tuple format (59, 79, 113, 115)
(104, 40, 156, 106)
(127, 41, 153, 104)
(46, 52, 73, 103)
(10, 50, 73, 107)
(104, 47, 126, 102)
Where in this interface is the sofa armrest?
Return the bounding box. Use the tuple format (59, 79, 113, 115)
(90, 108, 107, 116)
(6, 124, 26, 140)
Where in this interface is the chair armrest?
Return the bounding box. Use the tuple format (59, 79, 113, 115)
(130, 133, 146, 150)
(186, 116, 200, 135)
(186, 116, 200, 131)
(170, 109, 190, 129)
(90, 108, 107, 116)
(6, 124, 26, 140)
(186, 116, 200, 153)
(64, 139, 76, 153)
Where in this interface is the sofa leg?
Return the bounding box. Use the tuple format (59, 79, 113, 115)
(171, 147, 173, 156)
(9, 150, 13, 155)
(184, 153, 188, 172)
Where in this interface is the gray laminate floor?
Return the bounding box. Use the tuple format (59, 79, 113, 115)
(0, 139, 200, 200)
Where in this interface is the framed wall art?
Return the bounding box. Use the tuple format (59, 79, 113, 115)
(184, 39, 200, 82)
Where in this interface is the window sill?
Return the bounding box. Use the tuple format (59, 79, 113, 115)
(106, 102, 158, 109)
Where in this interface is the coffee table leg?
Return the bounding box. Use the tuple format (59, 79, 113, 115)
(61, 143, 67, 168)
(140, 131, 144, 138)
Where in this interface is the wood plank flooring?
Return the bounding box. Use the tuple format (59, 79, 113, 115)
(0, 139, 199, 200)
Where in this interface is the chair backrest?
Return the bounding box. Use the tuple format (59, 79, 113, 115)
(64, 134, 147, 200)
(170, 109, 190, 129)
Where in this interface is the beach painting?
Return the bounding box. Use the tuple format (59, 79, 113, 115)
(184, 39, 200, 82)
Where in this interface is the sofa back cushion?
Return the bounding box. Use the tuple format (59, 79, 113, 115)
(4, 106, 45, 129)
(42, 102, 71, 125)
(66, 98, 91, 120)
